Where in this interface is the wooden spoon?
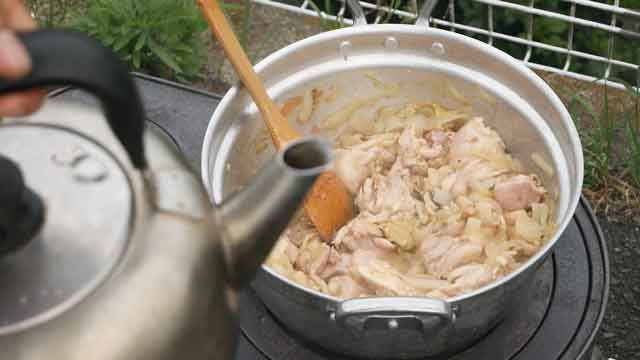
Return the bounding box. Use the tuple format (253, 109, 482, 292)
(198, 0, 355, 240)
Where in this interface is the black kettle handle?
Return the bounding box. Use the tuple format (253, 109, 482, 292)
(0, 29, 147, 169)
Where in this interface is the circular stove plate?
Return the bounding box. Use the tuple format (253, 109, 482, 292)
(236, 198, 608, 360)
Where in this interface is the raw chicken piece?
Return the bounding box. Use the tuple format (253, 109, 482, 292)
(494, 175, 544, 211)
(295, 237, 331, 276)
(421, 236, 485, 277)
(429, 130, 449, 146)
(382, 221, 417, 250)
(265, 237, 296, 277)
(334, 149, 378, 194)
(356, 170, 426, 217)
(372, 237, 397, 251)
(443, 160, 507, 197)
(468, 194, 504, 228)
(395, 126, 446, 175)
(284, 242, 299, 263)
(265, 101, 555, 300)
(281, 214, 317, 247)
(334, 134, 397, 194)
(320, 252, 352, 279)
(442, 263, 494, 297)
(449, 117, 511, 170)
(333, 213, 384, 250)
(351, 251, 450, 296)
(432, 189, 453, 206)
(352, 257, 416, 296)
(331, 213, 408, 261)
(328, 276, 367, 298)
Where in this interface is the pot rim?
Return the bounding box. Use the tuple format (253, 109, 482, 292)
(202, 24, 584, 305)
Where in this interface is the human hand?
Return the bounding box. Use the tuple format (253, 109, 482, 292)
(0, 0, 45, 117)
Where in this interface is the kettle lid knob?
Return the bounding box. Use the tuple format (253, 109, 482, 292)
(0, 155, 44, 255)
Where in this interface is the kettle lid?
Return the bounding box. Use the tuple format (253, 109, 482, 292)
(0, 123, 132, 334)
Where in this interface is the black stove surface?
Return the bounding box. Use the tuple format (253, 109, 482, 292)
(51, 73, 609, 360)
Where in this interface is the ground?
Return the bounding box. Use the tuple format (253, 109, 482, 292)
(598, 220, 640, 359)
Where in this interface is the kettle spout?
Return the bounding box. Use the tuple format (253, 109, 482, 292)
(215, 137, 333, 287)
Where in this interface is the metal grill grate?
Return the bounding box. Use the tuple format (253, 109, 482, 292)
(251, 0, 640, 89)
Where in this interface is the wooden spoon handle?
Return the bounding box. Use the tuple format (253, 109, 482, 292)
(198, 0, 300, 148)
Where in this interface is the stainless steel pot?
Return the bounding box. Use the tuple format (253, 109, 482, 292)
(201, 1, 583, 358)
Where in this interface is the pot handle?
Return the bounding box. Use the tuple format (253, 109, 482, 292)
(332, 297, 456, 339)
(344, 0, 438, 27)
(415, 0, 438, 27)
(346, 0, 367, 26)
(0, 30, 147, 169)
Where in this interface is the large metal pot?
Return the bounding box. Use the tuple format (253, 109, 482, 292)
(201, 1, 583, 358)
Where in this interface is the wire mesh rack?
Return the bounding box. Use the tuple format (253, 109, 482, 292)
(251, 0, 640, 89)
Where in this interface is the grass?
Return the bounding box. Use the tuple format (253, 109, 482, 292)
(546, 72, 640, 222)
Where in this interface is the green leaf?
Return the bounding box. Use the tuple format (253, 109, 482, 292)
(133, 50, 141, 69)
(134, 33, 147, 52)
(67, 0, 204, 80)
(175, 44, 195, 54)
(114, 31, 139, 51)
(103, 35, 116, 46)
(148, 39, 183, 73)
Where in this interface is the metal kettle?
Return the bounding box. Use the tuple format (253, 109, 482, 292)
(0, 30, 332, 360)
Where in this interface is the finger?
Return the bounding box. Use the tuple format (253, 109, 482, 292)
(0, 89, 45, 117)
(0, 0, 37, 31)
(0, 30, 32, 78)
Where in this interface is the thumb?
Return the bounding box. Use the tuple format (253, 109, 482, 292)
(0, 30, 44, 117)
(0, 30, 32, 79)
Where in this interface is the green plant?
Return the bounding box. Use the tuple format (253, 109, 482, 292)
(567, 90, 608, 189)
(73, 0, 208, 82)
(558, 75, 640, 218)
(625, 99, 640, 186)
(616, 79, 640, 187)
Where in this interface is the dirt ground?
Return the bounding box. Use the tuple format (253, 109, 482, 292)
(597, 220, 640, 359)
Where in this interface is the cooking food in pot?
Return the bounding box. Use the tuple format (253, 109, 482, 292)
(266, 93, 556, 300)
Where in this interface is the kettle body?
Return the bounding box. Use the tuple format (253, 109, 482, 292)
(0, 30, 332, 359)
(0, 101, 235, 359)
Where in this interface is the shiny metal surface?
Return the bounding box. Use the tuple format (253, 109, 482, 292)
(148, 168, 208, 220)
(0, 98, 328, 360)
(333, 296, 455, 336)
(0, 124, 132, 334)
(217, 137, 333, 287)
(415, 0, 437, 27)
(201, 17, 583, 359)
(345, 0, 366, 25)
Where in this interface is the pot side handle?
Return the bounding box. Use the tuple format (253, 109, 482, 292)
(0, 30, 147, 169)
(332, 297, 456, 339)
(344, 0, 438, 27)
(415, 0, 439, 27)
(345, 0, 367, 26)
